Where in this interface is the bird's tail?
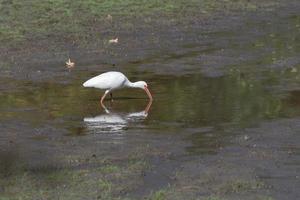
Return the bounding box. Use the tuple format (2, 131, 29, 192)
(83, 80, 92, 87)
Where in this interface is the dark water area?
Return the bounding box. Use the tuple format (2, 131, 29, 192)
(0, 2, 300, 200)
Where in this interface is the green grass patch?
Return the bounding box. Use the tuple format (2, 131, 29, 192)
(148, 189, 167, 200)
(100, 165, 120, 174)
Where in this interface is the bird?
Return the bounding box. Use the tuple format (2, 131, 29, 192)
(83, 71, 153, 105)
(66, 58, 75, 69)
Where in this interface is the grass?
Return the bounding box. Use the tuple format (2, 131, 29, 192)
(199, 197, 224, 200)
(0, 148, 155, 200)
(0, 167, 117, 200)
(148, 189, 167, 200)
(100, 165, 120, 174)
(0, 0, 280, 46)
(218, 179, 265, 194)
(257, 196, 274, 200)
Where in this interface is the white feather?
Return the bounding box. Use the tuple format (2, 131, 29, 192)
(83, 71, 128, 90)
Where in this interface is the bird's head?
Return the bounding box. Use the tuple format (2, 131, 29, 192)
(133, 81, 152, 100)
(134, 81, 148, 89)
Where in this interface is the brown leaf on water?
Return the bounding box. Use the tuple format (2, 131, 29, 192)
(109, 38, 118, 44)
(66, 58, 75, 69)
(291, 67, 297, 73)
(106, 14, 113, 21)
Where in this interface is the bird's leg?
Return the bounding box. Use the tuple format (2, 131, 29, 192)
(109, 92, 114, 107)
(100, 90, 109, 106)
(110, 92, 113, 102)
(100, 103, 110, 114)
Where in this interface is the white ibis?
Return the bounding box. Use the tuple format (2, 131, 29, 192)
(83, 71, 153, 105)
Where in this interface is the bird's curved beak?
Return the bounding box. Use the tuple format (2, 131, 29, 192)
(144, 86, 153, 101)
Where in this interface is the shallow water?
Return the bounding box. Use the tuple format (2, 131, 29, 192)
(1, 4, 300, 199)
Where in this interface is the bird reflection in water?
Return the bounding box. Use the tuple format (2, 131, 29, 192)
(84, 100, 152, 133)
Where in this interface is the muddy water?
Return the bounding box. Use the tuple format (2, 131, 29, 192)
(1, 4, 300, 200)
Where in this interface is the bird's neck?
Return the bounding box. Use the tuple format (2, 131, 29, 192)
(126, 81, 140, 88)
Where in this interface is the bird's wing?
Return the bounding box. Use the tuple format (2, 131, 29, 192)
(83, 72, 126, 89)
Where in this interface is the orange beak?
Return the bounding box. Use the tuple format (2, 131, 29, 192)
(144, 86, 153, 101)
